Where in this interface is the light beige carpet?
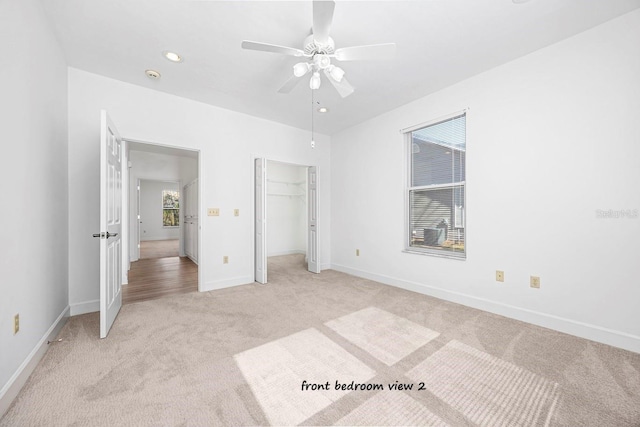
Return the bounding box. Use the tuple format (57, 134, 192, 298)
(2, 254, 640, 426)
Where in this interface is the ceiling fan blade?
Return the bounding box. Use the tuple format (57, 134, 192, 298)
(241, 40, 305, 57)
(277, 74, 303, 94)
(324, 70, 354, 98)
(312, 0, 335, 45)
(334, 43, 397, 61)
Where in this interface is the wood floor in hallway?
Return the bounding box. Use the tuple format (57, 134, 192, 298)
(123, 256, 198, 304)
(139, 239, 179, 259)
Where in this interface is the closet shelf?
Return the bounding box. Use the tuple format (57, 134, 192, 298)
(267, 179, 305, 185)
(267, 192, 305, 197)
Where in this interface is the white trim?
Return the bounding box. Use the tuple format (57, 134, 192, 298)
(0, 306, 70, 418)
(70, 299, 99, 316)
(202, 275, 254, 292)
(330, 263, 640, 354)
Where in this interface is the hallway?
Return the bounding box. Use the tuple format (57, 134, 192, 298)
(124, 240, 197, 304)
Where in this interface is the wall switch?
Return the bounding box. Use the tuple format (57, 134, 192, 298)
(496, 270, 504, 282)
(530, 276, 541, 289)
(356, 249, 360, 256)
(207, 208, 219, 216)
(14, 314, 19, 334)
(234, 209, 240, 217)
(223, 256, 229, 264)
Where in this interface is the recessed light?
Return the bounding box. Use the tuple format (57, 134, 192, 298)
(317, 107, 328, 113)
(163, 51, 183, 63)
(145, 69, 161, 79)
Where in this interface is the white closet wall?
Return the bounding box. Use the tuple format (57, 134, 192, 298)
(267, 162, 307, 257)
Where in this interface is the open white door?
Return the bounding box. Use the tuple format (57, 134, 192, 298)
(255, 158, 267, 283)
(96, 110, 123, 338)
(307, 166, 320, 273)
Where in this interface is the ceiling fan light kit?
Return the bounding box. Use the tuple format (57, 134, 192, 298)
(293, 62, 311, 77)
(310, 72, 322, 90)
(241, 0, 396, 98)
(327, 65, 344, 82)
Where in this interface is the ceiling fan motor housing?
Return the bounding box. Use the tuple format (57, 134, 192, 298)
(304, 34, 335, 55)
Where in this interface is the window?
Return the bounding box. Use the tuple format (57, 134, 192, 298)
(406, 113, 466, 258)
(162, 190, 180, 227)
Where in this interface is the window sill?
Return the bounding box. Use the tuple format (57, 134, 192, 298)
(163, 226, 180, 229)
(402, 248, 466, 261)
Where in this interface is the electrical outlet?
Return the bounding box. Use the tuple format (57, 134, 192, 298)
(207, 208, 219, 216)
(496, 270, 504, 282)
(530, 276, 540, 289)
(356, 249, 360, 256)
(234, 209, 240, 217)
(223, 256, 229, 264)
(14, 314, 19, 334)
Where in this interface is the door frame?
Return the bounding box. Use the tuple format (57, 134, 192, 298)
(123, 138, 202, 292)
(252, 155, 320, 283)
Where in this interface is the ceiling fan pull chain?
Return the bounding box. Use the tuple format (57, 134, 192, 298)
(310, 89, 315, 149)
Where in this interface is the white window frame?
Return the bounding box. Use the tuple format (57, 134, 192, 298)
(402, 111, 467, 260)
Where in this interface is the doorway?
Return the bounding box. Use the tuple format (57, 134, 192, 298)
(254, 158, 319, 284)
(123, 140, 200, 304)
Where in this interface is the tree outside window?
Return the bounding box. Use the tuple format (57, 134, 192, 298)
(163, 190, 180, 227)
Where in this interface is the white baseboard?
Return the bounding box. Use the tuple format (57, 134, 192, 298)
(330, 263, 640, 354)
(70, 299, 99, 316)
(202, 275, 254, 292)
(0, 305, 70, 418)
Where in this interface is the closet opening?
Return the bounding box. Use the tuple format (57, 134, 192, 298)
(254, 158, 319, 284)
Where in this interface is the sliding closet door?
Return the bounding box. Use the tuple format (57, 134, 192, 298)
(255, 158, 267, 283)
(307, 166, 320, 273)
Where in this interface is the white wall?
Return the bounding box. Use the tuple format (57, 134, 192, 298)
(128, 150, 197, 260)
(139, 180, 180, 241)
(267, 162, 307, 257)
(68, 68, 331, 310)
(331, 9, 640, 353)
(0, 0, 69, 413)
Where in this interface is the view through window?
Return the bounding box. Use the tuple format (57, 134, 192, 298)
(163, 190, 180, 227)
(407, 113, 466, 258)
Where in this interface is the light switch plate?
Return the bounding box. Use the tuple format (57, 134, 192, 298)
(234, 209, 240, 217)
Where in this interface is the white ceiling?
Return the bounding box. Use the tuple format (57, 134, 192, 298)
(42, 0, 640, 135)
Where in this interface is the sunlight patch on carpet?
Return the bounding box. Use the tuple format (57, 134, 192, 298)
(406, 340, 560, 427)
(325, 306, 440, 366)
(334, 391, 450, 426)
(234, 328, 376, 426)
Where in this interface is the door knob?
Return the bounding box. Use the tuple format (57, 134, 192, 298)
(93, 232, 118, 238)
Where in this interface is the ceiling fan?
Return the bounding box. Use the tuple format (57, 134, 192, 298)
(241, 0, 396, 98)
